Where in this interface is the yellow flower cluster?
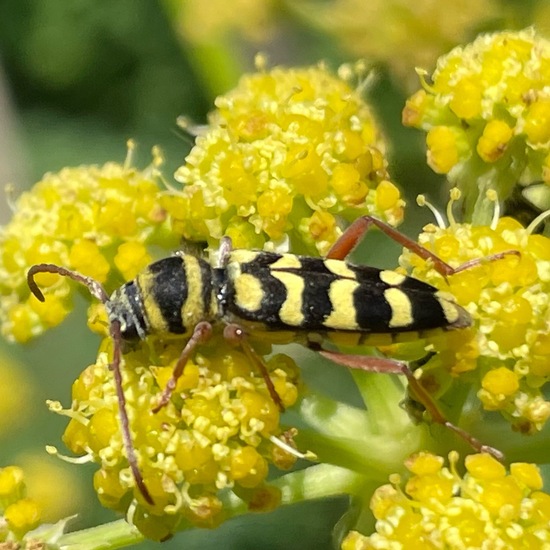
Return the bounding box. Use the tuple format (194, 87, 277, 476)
(342, 452, 550, 549)
(0, 160, 172, 343)
(163, 63, 403, 256)
(174, 0, 276, 44)
(0, 466, 42, 541)
(300, 0, 499, 89)
(57, 336, 300, 539)
(403, 29, 550, 193)
(399, 213, 550, 433)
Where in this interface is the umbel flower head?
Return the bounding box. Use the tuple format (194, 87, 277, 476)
(172, 0, 277, 44)
(163, 61, 403, 256)
(342, 451, 550, 549)
(53, 335, 300, 539)
(398, 191, 550, 434)
(0, 151, 173, 343)
(403, 28, 550, 219)
(293, 0, 499, 90)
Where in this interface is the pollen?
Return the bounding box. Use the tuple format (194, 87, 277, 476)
(168, 64, 403, 255)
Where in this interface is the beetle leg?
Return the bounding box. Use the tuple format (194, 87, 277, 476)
(319, 349, 504, 461)
(152, 321, 213, 413)
(326, 215, 518, 277)
(223, 324, 285, 412)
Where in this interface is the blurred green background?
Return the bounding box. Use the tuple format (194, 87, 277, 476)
(0, 1, 546, 548)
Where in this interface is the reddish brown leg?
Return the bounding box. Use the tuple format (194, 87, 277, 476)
(320, 349, 504, 461)
(223, 324, 285, 412)
(152, 321, 213, 413)
(326, 215, 518, 276)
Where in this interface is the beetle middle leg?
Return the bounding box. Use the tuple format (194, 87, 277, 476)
(152, 321, 213, 413)
(223, 324, 285, 412)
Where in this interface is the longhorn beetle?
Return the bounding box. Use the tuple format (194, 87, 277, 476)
(27, 216, 513, 505)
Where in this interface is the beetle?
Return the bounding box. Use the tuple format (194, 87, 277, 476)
(27, 216, 512, 505)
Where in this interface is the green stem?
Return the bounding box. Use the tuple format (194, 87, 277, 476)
(57, 519, 144, 550)
(55, 465, 365, 550)
(272, 463, 367, 502)
(296, 387, 427, 476)
(349, 367, 409, 431)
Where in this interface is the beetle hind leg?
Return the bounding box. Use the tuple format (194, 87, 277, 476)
(326, 215, 519, 277)
(319, 349, 504, 461)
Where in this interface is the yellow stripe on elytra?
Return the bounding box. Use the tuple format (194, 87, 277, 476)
(435, 291, 460, 324)
(324, 259, 357, 279)
(181, 256, 206, 330)
(384, 287, 413, 328)
(228, 249, 262, 264)
(324, 279, 360, 330)
(379, 270, 406, 286)
(234, 273, 265, 313)
(137, 271, 170, 333)
(270, 254, 302, 270)
(270, 271, 305, 326)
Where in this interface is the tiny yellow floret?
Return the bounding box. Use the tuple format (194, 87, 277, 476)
(0, 466, 24, 499)
(4, 498, 42, 537)
(481, 367, 520, 397)
(426, 126, 460, 173)
(342, 453, 550, 549)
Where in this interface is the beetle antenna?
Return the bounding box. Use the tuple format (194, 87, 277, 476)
(27, 264, 154, 505)
(27, 264, 110, 304)
(109, 318, 154, 504)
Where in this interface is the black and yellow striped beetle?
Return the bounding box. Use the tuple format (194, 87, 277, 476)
(27, 215, 511, 505)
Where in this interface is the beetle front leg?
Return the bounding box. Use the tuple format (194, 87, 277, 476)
(319, 349, 504, 461)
